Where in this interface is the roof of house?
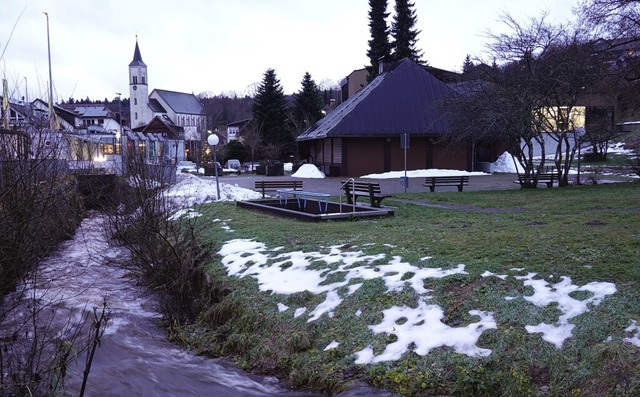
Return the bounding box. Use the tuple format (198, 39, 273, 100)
(297, 58, 457, 141)
(132, 114, 183, 139)
(148, 98, 167, 113)
(227, 118, 251, 127)
(151, 89, 204, 115)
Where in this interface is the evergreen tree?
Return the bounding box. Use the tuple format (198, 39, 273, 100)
(292, 72, 325, 133)
(366, 0, 392, 80)
(391, 0, 424, 64)
(251, 68, 293, 160)
(462, 54, 474, 73)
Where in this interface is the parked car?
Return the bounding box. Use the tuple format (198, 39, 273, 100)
(176, 160, 197, 174)
(242, 162, 260, 172)
(225, 159, 241, 171)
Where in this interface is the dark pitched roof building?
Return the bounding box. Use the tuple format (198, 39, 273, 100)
(299, 59, 455, 141)
(296, 58, 500, 177)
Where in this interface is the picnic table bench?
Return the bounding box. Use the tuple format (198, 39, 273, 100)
(255, 180, 303, 198)
(514, 173, 556, 188)
(423, 176, 469, 192)
(341, 180, 389, 208)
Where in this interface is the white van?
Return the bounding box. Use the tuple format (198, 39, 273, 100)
(225, 159, 241, 171)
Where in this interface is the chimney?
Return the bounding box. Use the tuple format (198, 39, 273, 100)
(330, 99, 336, 109)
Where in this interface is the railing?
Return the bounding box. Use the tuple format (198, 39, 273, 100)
(339, 178, 356, 214)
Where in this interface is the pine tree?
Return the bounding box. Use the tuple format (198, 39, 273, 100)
(366, 0, 392, 80)
(292, 72, 324, 133)
(251, 69, 292, 160)
(462, 54, 474, 73)
(391, 0, 424, 64)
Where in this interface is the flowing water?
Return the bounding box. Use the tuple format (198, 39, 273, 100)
(20, 213, 392, 397)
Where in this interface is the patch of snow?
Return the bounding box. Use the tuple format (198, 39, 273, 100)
(481, 271, 508, 280)
(277, 303, 289, 312)
(324, 341, 340, 351)
(515, 273, 616, 348)
(361, 169, 488, 179)
(624, 320, 640, 347)
(354, 301, 496, 363)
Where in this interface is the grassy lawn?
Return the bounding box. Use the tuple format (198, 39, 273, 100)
(183, 182, 640, 396)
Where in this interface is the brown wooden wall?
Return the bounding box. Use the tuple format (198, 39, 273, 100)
(300, 136, 483, 177)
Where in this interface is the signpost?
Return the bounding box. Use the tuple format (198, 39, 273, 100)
(400, 133, 410, 192)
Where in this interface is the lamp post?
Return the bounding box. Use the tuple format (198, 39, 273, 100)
(43, 12, 54, 130)
(207, 132, 220, 200)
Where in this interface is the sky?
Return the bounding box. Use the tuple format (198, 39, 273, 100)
(2, 0, 577, 103)
(155, 170, 638, 362)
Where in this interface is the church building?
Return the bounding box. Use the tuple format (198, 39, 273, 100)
(127, 39, 208, 163)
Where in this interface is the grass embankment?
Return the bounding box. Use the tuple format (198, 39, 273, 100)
(182, 182, 640, 396)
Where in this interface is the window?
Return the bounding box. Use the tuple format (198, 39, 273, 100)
(142, 76, 146, 84)
(135, 112, 138, 120)
(138, 140, 146, 156)
(149, 141, 156, 159)
(133, 76, 138, 84)
(102, 144, 115, 155)
(134, 98, 137, 105)
(98, 118, 104, 125)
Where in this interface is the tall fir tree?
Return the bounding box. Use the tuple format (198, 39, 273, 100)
(251, 68, 293, 160)
(391, 0, 425, 64)
(366, 0, 392, 80)
(292, 72, 325, 133)
(462, 54, 474, 73)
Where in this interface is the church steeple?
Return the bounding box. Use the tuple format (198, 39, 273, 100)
(129, 37, 146, 67)
(129, 36, 151, 127)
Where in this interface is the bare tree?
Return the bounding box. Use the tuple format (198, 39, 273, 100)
(0, 119, 109, 395)
(104, 150, 213, 323)
(444, 12, 611, 187)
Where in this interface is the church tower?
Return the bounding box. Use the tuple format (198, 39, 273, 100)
(128, 38, 151, 127)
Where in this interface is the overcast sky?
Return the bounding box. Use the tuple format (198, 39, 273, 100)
(2, 0, 575, 103)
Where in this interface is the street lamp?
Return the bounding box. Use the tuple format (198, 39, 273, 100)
(207, 131, 220, 200)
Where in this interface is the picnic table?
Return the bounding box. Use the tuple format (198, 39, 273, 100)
(277, 189, 331, 213)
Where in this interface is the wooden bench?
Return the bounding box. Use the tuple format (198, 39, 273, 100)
(254, 180, 303, 198)
(515, 173, 556, 188)
(341, 180, 390, 207)
(423, 176, 469, 192)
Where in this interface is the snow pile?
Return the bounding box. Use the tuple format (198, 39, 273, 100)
(291, 163, 326, 178)
(164, 173, 261, 207)
(491, 152, 524, 173)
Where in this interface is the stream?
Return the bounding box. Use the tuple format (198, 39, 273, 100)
(25, 213, 392, 397)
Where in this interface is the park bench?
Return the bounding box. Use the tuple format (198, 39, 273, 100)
(423, 176, 469, 192)
(341, 180, 389, 207)
(514, 173, 556, 188)
(255, 180, 303, 198)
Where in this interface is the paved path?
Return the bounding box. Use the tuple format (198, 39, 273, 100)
(212, 173, 522, 195)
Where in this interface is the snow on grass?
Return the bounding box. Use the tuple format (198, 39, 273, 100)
(624, 320, 640, 347)
(355, 302, 496, 363)
(215, 239, 625, 362)
(515, 273, 616, 348)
